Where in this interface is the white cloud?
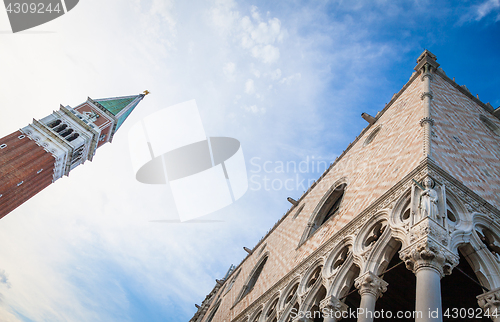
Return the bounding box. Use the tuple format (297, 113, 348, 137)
(243, 105, 265, 114)
(251, 44, 280, 64)
(269, 68, 281, 80)
(279, 73, 301, 85)
(0, 270, 9, 286)
(250, 5, 261, 21)
(475, 0, 500, 20)
(459, 0, 500, 23)
(245, 78, 255, 94)
(223, 62, 236, 80)
(232, 7, 285, 63)
(208, 0, 239, 34)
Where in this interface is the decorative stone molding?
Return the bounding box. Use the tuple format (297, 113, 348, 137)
(420, 91, 434, 100)
(319, 295, 348, 317)
(477, 288, 500, 319)
(400, 217, 459, 277)
(354, 272, 388, 299)
(419, 117, 435, 127)
(297, 291, 308, 305)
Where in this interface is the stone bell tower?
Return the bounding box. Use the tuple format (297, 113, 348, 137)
(0, 93, 146, 219)
(191, 50, 500, 322)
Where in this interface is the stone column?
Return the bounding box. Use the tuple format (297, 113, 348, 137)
(477, 288, 500, 322)
(414, 50, 439, 158)
(320, 295, 348, 322)
(420, 66, 434, 158)
(400, 217, 458, 322)
(354, 272, 388, 322)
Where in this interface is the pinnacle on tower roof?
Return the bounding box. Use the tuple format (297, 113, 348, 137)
(415, 49, 440, 71)
(417, 49, 437, 62)
(94, 93, 145, 130)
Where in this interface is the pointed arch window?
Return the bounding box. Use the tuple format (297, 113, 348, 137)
(224, 269, 240, 295)
(205, 300, 221, 322)
(316, 185, 345, 229)
(237, 255, 268, 302)
(298, 182, 346, 246)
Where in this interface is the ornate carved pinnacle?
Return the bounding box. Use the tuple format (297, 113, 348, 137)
(419, 117, 435, 127)
(415, 50, 440, 72)
(354, 272, 388, 299)
(417, 49, 437, 63)
(477, 288, 500, 318)
(319, 295, 348, 316)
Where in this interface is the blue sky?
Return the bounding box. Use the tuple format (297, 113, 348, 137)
(0, 1, 499, 321)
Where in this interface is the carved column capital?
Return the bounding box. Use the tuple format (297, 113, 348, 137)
(354, 272, 388, 299)
(319, 295, 348, 317)
(400, 218, 458, 277)
(477, 288, 500, 318)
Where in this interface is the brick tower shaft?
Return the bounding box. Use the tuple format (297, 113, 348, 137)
(0, 93, 146, 219)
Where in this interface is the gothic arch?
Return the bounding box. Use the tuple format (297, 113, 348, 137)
(389, 189, 412, 243)
(298, 177, 348, 246)
(464, 213, 500, 290)
(235, 253, 270, 304)
(446, 191, 474, 246)
(248, 305, 264, 322)
(299, 273, 326, 313)
(353, 211, 391, 274)
(298, 258, 325, 296)
(277, 278, 300, 319)
(261, 294, 280, 322)
(324, 237, 353, 279)
(327, 257, 359, 300)
(279, 302, 299, 322)
(205, 299, 221, 322)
